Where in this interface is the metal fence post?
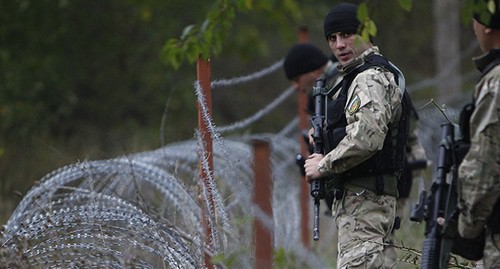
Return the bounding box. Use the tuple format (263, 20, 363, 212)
(252, 139, 273, 269)
(197, 57, 215, 269)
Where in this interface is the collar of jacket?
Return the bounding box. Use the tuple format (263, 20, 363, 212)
(473, 48, 500, 74)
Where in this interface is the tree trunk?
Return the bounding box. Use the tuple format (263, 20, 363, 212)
(434, 0, 461, 105)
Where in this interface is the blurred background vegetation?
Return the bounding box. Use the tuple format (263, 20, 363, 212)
(0, 0, 478, 231)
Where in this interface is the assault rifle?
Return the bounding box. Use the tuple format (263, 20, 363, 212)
(309, 78, 327, 241)
(410, 122, 464, 268)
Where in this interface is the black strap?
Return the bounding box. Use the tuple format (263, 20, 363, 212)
(489, 198, 500, 234)
(479, 56, 500, 79)
(327, 81, 343, 99)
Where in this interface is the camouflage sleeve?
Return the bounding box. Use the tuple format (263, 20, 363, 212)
(458, 74, 500, 238)
(318, 68, 402, 175)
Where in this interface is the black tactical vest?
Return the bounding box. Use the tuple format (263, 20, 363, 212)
(323, 54, 412, 191)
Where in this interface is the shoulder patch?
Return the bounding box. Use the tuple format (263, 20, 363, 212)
(347, 94, 361, 115)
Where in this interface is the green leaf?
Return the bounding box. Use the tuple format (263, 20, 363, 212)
(236, 0, 253, 10)
(357, 3, 369, 22)
(461, 0, 475, 25)
(160, 39, 185, 70)
(361, 28, 370, 42)
(185, 37, 202, 63)
(368, 20, 377, 36)
(398, 0, 412, 12)
(488, 0, 496, 14)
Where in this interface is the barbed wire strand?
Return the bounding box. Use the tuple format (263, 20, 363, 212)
(216, 86, 295, 134)
(211, 59, 284, 90)
(193, 81, 233, 236)
(195, 80, 280, 247)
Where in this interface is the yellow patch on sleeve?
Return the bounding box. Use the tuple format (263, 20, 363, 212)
(347, 94, 361, 115)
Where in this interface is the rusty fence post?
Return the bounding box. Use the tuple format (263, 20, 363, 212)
(252, 139, 273, 269)
(197, 57, 215, 269)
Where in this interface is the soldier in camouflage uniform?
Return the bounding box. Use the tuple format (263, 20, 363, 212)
(304, 3, 409, 268)
(456, 2, 500, 268)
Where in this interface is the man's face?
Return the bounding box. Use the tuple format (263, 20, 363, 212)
(327, 32, 372, 65)
(293, 71, 321, 92)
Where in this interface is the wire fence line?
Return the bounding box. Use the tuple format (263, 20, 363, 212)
(408, 40, 479, 93)
(215, 86, 296, 134)
(195, 45, 479, 194)
(211, 59, 284, 90)
(202, 42, 478, 136)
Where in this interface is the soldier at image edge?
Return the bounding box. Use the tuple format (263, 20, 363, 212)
(456, 0, 500, 267)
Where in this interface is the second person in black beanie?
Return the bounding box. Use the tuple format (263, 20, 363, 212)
(283, 42, 341, 215)
(283, 43, 339, 97)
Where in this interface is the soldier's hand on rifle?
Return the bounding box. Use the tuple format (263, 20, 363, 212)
(308, 127, 314, 145)
(304, 153, 324, 182)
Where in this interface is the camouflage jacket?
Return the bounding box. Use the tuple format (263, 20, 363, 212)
(458, 50, 500, 238)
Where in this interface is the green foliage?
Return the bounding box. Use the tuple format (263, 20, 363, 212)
(212, 247, 310, 268)
(1, 0, 73, 141)
(160, 0, 303, 69)
(160, 0, 237, 69)
(357, 2, 378, 41)
(210, 252, 239, 268)
(159, 0, 418, 65)
(273, 247, 304, 269)
(0, 0, 199, 144)
(0, 0, 200, 204)
(357, 0, 414, 41)
(462, 0, 497, 25)
(398, 0, 413, 12)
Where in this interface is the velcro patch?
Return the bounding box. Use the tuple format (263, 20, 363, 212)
(347, 94, 361, 115)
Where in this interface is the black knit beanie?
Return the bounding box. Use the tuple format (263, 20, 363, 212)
(323, 3, 360, 39)
(284, 43, 328, 80)
(474, 0, 500, 29)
